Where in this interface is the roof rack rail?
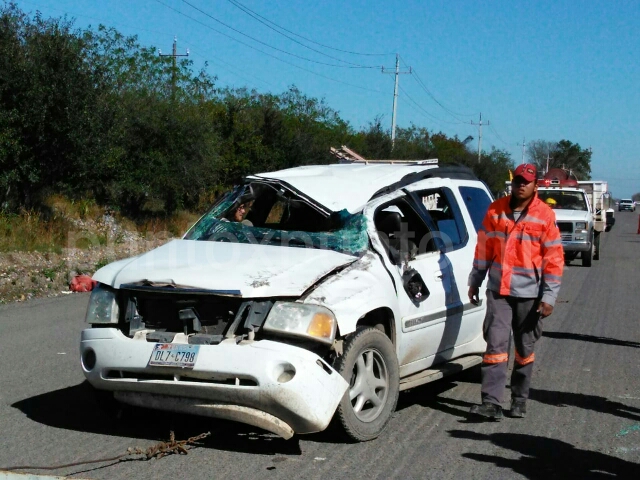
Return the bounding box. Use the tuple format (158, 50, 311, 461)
(330, 145, 438, 165)
(342, 158, 439, 165)
(370, 165, 478, 200)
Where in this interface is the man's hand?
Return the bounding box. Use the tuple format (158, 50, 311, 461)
(468, 286, 479, 305)
(537, 302, 553, 318)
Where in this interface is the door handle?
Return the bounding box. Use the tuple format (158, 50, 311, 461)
(434, 271, 444, 282)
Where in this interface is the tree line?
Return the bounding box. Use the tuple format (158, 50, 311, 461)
(0, 4, 592, 218)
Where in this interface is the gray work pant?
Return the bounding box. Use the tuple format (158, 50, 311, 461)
(481, 289, 543, 405)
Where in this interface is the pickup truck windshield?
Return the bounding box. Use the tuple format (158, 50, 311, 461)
(538, 190, 588, 211)
(183, 182, 369, 256)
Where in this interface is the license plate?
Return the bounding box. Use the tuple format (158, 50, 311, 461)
(148, 343, 200, 367)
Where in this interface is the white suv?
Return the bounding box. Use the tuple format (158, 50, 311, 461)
(80, 162, 493, 441)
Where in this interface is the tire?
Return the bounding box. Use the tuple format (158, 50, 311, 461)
(333, 328, 399, 442)
(582, 249, 592, 267)
(593, 232, 601, 261)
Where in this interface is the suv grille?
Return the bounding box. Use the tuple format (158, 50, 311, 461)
(122, 289, 243, 336)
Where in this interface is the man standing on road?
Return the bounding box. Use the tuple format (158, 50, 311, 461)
(467, 163, 564, 420)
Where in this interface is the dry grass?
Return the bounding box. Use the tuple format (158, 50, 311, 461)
(137, 210, 201, 238)
(0, 195, 201, 253)
(44, 194, 103, 220)
(0, 211, 71, 253)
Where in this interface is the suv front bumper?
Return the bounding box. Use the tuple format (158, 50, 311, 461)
(80, 328, 348, 438)
(561, 241, 591, 253)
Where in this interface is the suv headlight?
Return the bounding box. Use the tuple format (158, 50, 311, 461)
(85, 284, 120, 324)
(575, 222, 587, 230)
(263, 302, 337, 344)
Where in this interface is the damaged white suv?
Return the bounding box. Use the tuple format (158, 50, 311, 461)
(80, 161, 493, 441)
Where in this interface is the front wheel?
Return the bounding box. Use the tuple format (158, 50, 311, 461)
(582, 243, 593, 268)
(593, 232, 601, 261)
(333, 328, 399, 442)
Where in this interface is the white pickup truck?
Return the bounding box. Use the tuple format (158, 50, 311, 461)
(80, 161, 494, 441)
(537, 172, 614, 267)
(537, 185, 596, 266)
(507, 169, 613, 267)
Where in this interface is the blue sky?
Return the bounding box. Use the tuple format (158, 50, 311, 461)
(12, 0, 640, 197)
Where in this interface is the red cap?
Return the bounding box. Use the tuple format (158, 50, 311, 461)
(513, 163, 537, 182)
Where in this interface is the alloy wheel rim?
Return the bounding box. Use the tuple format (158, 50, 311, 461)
(348, 348, 389, 422)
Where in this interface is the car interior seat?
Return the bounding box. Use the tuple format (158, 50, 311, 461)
(375, 210, 417, 264)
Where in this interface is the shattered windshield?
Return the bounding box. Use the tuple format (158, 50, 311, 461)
(538, 190, 588, 211)
(183, 181, 369, 256)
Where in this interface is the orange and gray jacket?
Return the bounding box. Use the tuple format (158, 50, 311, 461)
(468, 195, 564, 306)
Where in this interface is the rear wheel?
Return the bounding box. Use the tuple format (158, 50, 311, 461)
(333, 328, 399, 442)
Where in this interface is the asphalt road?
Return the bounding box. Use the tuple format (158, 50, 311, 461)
(1, 213, 639, 479)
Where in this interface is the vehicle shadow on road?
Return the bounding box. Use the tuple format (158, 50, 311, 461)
(529, 388, 640, 423)
(395, 369, 481, 420)
(11, 381, 302, 456)
(543, 331, 640, 348)
(448, 430, 638, 479)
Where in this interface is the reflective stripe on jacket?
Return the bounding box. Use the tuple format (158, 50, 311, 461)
(468, 195, 564, 305)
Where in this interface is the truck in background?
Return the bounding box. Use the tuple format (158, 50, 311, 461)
(577, 180, 615, 233)
(507, 168, 614, 267)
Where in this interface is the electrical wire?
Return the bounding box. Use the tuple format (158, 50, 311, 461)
(487, 123, 512, 148)
(398, 85, 468, 127)
(175, 0, 380, 69)
(18, 0, 275, 90)
(226, 0, 394, 57)
(183, 43, 276, 89)
(225, 0, 388, 66)
(399, 55, 476, 121)
(155, 0, 387, 94)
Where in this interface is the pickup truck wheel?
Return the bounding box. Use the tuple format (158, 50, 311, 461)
(593, 232, 601, 260)
(582, 246, 593, 267)
(333, 328, 399, 442)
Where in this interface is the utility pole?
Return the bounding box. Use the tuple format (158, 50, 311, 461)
(382, 54, 411, 149)
(159, 36, 189, 100)
(470, 113, 489, 163)
(545, 151, 550, 174)
(519, 137, 526, 164)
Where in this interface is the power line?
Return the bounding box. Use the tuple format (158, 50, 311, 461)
(487, 123, 511, 148)
(399, 56, 476, 120)
(226, 0, 394, 57)
(155, 0, 386, 94)
(398, 85, 468, 127)
(225, 0, 387, 66)
(175, 0, 380, 69)
(19, 0, 275, 91)
(182, 42, 276, 89)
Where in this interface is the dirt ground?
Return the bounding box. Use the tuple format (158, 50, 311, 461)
(0, 215, 174, 305)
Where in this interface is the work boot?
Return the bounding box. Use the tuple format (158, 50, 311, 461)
(508, 399, 527, 418)
(468, 402, 503, 421)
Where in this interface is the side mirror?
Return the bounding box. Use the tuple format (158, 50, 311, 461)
(402, 267, 429, 304)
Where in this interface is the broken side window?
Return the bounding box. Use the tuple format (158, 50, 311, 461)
(374, 197, 437, 265)
(411, 188, 468, 251)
